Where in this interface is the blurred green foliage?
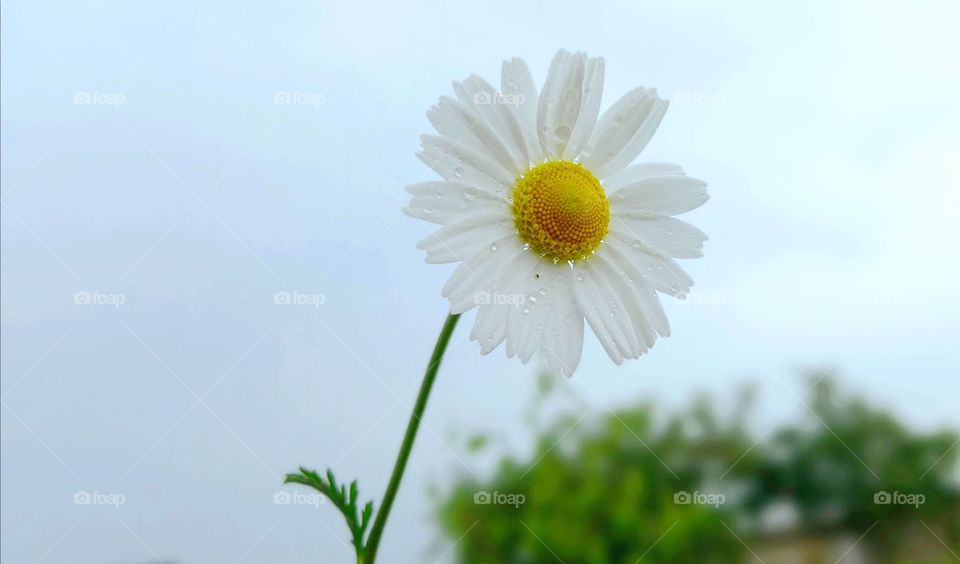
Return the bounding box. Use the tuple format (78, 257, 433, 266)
(437, 375, 959, 563)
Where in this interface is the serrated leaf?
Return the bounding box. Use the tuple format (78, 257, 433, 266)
(361, 501, 374, 530)
(284, 466, 375, 560)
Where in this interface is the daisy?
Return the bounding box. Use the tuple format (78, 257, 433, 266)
(404, 49, 708, 377)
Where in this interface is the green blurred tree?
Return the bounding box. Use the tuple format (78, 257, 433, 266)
(436, 374, 959, 563)
(751, 377, 960, 561)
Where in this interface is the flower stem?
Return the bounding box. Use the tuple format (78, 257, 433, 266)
(363, 313, 461, 563)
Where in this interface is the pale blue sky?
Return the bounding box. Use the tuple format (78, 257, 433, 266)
(2, 0, 958, 562)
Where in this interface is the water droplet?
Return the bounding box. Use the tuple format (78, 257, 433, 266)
(522, 307, 531, 315)
(490, 242, 498, 251)
(538, 288, 547, 296)
(464, 186, 478, 200)
(576, 272, 585, 281)
(564, 314, 574, 325)
(453, 166, 463, 178)
(554, 125, 571, 144)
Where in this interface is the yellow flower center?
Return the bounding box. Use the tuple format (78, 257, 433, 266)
(512, 161, 609, 262)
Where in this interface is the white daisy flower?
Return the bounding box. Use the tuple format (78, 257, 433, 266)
(404, 49, 708, 377)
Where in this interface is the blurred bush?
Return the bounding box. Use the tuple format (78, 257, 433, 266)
(436, 374, 959, 563)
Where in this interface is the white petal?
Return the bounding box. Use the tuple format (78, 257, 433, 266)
(584, 259, 645, 358)
(515, 261, 575, 364)
(425, 97, 486, 155)
(565, 56, 605, 159)
(537, 50, 590, 160)
(445, 237, 525, 314)
(604, 162, 686, 191)
(420, 134, 514, 188)
(535, 50, 567, 158)
(592, 248, 670, 340)
(582, 88, 668, 178)
(499, 253, 577, 364)
(608, 175, 709, 216)
(417, 149, 506, 198)
(467, 253, 585, 375)
(571, 263, 624, 364)
(453, 76, 529, 174)
(503, 253, 543, 359)
(602, 237, 693, 297)
(406, 180, 505, 201)
(471, 300, 509, 354)
(404, 181, 509, 225)
(417, 218, 512, 263)
(501, 57, 543, 164)
(517, 291, 550, 363)
(609, 215, 707, 258)
(541, 274, 584, 377)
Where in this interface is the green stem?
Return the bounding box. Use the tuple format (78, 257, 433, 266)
(363, 313, 461, 563)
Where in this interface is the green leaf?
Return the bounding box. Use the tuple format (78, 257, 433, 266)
(284, 467, 375, 560)
(466, 433, 489, 453)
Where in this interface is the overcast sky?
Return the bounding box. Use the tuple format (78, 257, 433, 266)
(2, 0, 958, 562)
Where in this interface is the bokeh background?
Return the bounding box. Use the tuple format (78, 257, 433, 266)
(2, 0, 958, 562)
